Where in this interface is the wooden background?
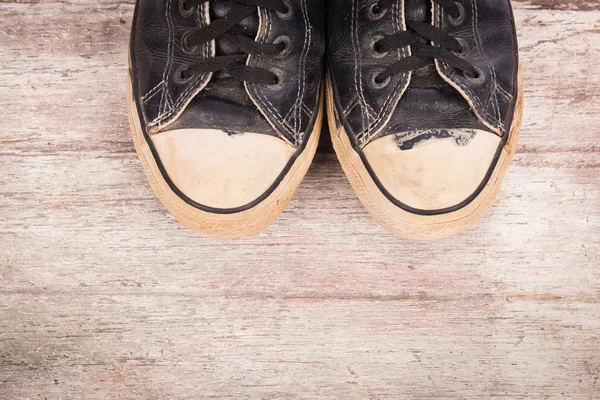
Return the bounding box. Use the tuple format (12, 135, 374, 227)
(1, 0, 599, 398)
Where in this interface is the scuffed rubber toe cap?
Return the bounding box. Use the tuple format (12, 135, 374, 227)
(362, 130, 502, 212)
(151, 129, 296, 210)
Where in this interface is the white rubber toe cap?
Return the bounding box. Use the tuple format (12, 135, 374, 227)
(362, 130, 502, 211)
(151, 129, 296, 209)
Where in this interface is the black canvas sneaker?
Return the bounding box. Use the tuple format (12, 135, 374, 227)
(327, 0, 523, 239)
(128, 0, 325, 237)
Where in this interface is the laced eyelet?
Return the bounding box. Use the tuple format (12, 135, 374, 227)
(273, 35, 292, 57)
(454, 38, 469, 57)
(448, 2, 465, 26)
(265, 68, 285, 91)
(179, 0, 196, 18)
(369, 71, 390, 89)
(367, 2, 387, 21)
(463, 66, 485, 84)
(276, 0, 293, 20)
(182, 30, 200, 54)
(369, 35, 388, 59)
(174, 64, 195, 84)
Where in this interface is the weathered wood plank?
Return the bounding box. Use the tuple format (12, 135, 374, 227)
(1, 149, 598, 398)
(1, 151, 599, 295)
(1, 295, 599, 399)
(0, 2, 599, 400)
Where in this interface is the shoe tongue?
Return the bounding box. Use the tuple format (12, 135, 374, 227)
(404, 0, 445, 88)
(405, 0, 428, 23)
(165, 2, 277, 136)
(212, 0, 259, 60)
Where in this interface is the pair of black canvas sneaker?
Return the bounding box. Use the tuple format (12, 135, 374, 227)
(128, 0, 523, 239)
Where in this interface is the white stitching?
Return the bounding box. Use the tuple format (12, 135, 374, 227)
(352, 0, 367, 133)
(434, 1, 503, 130)
(157, 0, 174, 120)
(495, 79, 513, 100)
(149, 2, 213, 128)
(343, 97, 360, 116)
(301, 102, 312, 117)
(251, 10, 299, 139)
(471, 0, 501, 125)
(148, 77, 203, 127)
(248, 9, 299, 142)
(297, 0, 311, 140)
(489, 69, 503, 125)
(301, 103, 312, 117)
(142, 82, 163, 103)
(471, 0, 504, 128)
(254, 1, 313, 145)
(280, 0, 311, 142)
(358, 0, 411, 144)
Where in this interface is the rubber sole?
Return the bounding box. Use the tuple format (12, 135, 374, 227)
(128, 74, 322, 238)
(327, 68, 524, 241)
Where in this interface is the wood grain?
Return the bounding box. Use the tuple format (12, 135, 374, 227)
(1, 2, 599, 399)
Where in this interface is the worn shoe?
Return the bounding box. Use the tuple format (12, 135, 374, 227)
(128, 0, 325, 237)
(327, 0, 523, 240)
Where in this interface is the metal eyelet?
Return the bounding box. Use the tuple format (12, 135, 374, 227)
(182, 30, 200, 54)
(174, 64, 195, 84)
(264, 68, 285, 91)
(276, 0, 293, 20)
(179, 0, 195, 18)
(366, 2, 387, 21)
(463, 66, 485, 84)
(273, 35, 292, 57)
(369, 71, 390, 89)
(369, 35, 388, 59)
(448, 2, 465, 26)
(454, 38, 469, 57)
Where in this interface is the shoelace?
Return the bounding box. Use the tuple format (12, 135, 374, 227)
(178, 0, 290, 85)
(371, 0, 481, 85)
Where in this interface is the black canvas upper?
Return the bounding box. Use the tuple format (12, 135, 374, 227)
(327, 0, 520, 147)
(130, 0, 326, 147)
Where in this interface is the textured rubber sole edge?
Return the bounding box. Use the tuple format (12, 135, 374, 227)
(127, 74, 323, 238)
(327, 68, 524, 241)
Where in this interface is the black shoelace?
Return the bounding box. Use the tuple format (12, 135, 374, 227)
(178, 0, 290, 85)
(371, 0, 481, 85)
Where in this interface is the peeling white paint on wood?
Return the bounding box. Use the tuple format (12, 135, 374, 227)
(0, 1, 599, 399)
